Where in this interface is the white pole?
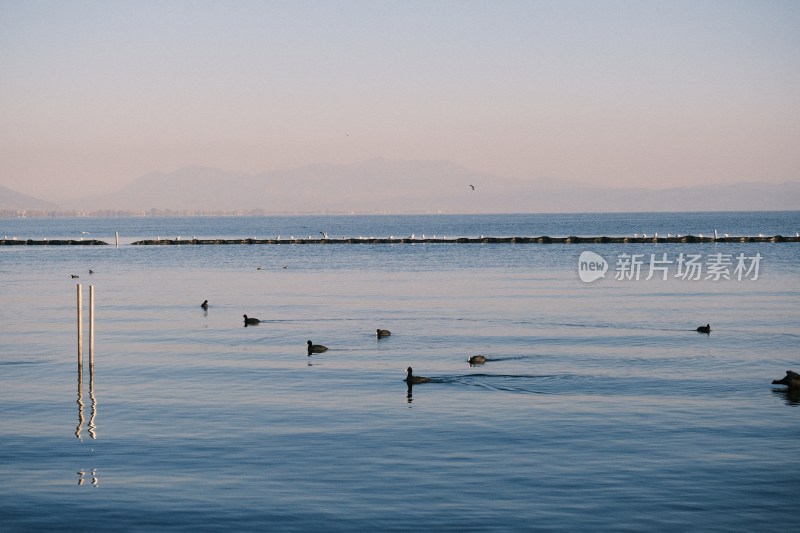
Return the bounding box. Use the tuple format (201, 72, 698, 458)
(77, 284, 83, 366)
(115, 231, 119, 247)
(89, 285, 95, 366)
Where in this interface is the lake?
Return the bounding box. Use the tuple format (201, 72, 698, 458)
(1, 211, 798, 531)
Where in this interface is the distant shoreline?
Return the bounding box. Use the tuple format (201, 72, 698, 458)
(2, 208, 799, 219)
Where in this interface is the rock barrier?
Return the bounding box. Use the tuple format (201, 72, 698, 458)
(0, 239, 108, 246)
(2, 236, 797, 246)
(126, 235, 799, 245)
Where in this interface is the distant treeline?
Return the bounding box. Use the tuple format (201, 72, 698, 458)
(0, 208, 271, 218)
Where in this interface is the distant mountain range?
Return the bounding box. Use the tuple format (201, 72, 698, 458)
(2, 159, 799, 214)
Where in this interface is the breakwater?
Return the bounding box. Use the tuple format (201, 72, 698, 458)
(130, 235, 798, 245)
(2, 236, 798, 246)
(0, 239, 108, 246)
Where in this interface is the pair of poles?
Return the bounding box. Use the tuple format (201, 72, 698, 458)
(77, 284, 94, 366)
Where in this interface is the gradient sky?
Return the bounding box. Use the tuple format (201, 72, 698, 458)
(1, 0, 798, 200)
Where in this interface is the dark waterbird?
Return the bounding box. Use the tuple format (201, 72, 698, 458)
(467, 355, 486, 365)
(243, 314, 261, 325)
(696, 323, 711, 334)
(201, 300, 208, 309)
(377, 329, 391, 338)
(71, 274, 79, 279)
(772, 370, 800, 389)
(404, 367, 430, 384)
(307, 340, 328, 355)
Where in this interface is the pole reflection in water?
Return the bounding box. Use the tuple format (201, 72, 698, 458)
(77, 469, 99, 487)
(75, 284, 98, 441)
(88, 363, 97, 440)
(75, 284, 99, 486)
(75, 361, 84, 440)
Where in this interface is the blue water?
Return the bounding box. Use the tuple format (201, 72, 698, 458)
(2, 210, 798, 243)
(1, 212, 799, 531)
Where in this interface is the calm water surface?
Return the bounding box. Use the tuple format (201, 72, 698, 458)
(1, 212, 799, 531)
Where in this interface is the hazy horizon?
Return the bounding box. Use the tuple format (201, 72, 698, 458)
(2, 1, 799, 202)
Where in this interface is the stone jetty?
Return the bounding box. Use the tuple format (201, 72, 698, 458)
(0, 239, 108, 246)
(2, 235, 797, 246)
(128, 235, 798, 245)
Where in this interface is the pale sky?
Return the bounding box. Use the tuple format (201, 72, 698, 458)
(1, 0, 798, 200)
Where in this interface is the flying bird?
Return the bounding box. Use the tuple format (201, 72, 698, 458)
(469, 184, 475, 190)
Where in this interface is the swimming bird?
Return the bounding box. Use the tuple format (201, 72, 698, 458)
(89, 269, 95, 274)
(404, 367, 430, 384)
(467, 355, 486, 365)
(71, 274, 79, 279)
(201, 300, 208, 309)
(772, 370, 800, 389)
(696, 324, 711, 334)
(243, 314, 261, 325)
(377, 329, 391, 338)
(307, 340, 328, 355)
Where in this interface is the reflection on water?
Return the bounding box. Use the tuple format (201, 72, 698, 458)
(77, 469, 99, 487)
(75, 364, 97, 441)
(75, 363, 84, 440)
(88, 364, 97, 440)
(75, 344, 99, 487)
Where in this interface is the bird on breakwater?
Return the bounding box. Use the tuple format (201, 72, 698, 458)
(243, 314, 260, 325)
(467, 355, 486, 365)
(320, 231, 328, 239)
(696, 324, 711, 334)
(404, 367, 430, 384)
(377, 329, 391, 338)
(201, 300, 208, 309)
(307, 340, 328, 355)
